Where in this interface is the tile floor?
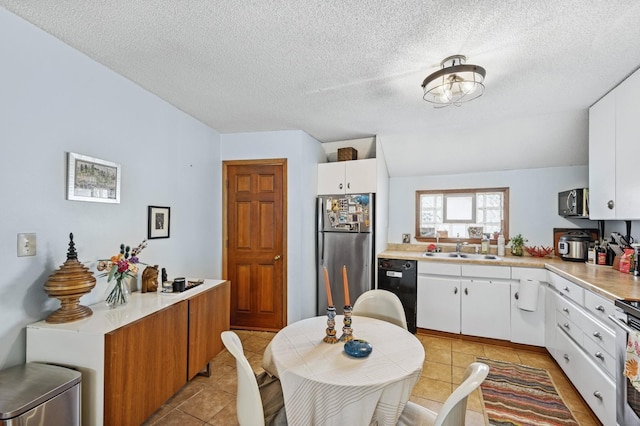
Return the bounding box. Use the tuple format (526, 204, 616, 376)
(142, 330, 602, 425)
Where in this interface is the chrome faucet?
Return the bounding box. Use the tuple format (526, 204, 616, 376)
(455, 238, 468, 254)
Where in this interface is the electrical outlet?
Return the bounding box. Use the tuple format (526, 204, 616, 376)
(402, 233, 411, 244)
(17, 233, 36, 257)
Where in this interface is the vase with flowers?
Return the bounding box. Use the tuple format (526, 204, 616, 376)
(97, 240, 147, 308)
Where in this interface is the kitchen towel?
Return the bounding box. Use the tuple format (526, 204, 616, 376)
(517, 279, 539, 312)
(626, 330, 640, 392)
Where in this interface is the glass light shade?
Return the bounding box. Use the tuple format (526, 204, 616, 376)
(422, 55, 486, 108)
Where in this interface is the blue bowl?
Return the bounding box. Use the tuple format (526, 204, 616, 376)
(344, 339, 373, 358)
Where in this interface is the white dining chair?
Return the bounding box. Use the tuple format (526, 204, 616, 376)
(396, 361, 489, 426)
(352, 289, 408, 330)
(221, 331, 287, 426)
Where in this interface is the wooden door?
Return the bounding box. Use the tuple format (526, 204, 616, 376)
(224, 159, 286, 330)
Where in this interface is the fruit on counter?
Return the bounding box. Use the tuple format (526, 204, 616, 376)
(427, 243, 437, 252)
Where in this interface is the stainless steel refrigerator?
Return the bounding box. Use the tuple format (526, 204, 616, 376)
(316, 193, 375, 315)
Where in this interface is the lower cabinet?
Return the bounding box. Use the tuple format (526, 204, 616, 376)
(188, 283, 231, 379)
(105, 302, 189, 425)
(509, 282, 545, 346)
(416, 262, 511, 340)
(26, 280, 230, 426)
(417, 274, 461, 333)
(461, 278, 510, 340)
(555, 327, 616, 425)
(545, 285, 558, 359)
(548, 271, 616, 426)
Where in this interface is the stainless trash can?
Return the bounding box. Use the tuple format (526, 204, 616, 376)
(0, 362, 81, 426)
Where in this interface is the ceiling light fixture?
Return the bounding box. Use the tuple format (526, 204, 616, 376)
(421, 55, 486, 108)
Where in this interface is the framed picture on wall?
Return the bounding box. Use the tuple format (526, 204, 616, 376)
(148, 206, 170, 239)
(67, 152, 121, 203)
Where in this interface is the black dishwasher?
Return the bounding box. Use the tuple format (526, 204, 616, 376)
(378, 258, 417, 333)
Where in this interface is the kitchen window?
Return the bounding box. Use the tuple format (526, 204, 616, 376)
(415, 187, 509, 243)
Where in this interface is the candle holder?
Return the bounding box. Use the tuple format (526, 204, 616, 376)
(323, 306, 338, 344)
(339, 305, 354, 342)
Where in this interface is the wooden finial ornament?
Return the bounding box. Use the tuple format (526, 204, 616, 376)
(43, 233, 97, 323)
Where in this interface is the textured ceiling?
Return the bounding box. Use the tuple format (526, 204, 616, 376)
(2, 1, 640, 175)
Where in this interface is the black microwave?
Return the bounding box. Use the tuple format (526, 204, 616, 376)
(558, 188, 589, 218)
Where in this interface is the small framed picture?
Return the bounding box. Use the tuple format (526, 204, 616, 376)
(148, 206, 170, 239)
(67, 152, 121, 203)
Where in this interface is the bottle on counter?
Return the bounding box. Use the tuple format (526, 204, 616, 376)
(597, 242, 608, 266)
(497, 234, 505, 256)
(481, 235, 489, 254)
(588, 243, 597, 264)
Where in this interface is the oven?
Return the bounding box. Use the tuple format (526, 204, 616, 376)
(610, 299, 640, 426)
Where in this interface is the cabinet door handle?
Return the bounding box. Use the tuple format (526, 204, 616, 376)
(596, 305, 605, 312)
(347, 182, 351, 189)
(464, 288, 468, 295)
(563, 286, 570, 292)
(595, 352, 605, 361)
(563, 323, 570, 329)
(593, 390, 603, 400)
(593, 331, 602, 339)
(607, 200, 614, 210)
(339, 183, 343, 190)
(514, 292, 519, 300)
(562, 307, 569, 313)
(454, 287, 458, 295)
(563, 354, 570, 361)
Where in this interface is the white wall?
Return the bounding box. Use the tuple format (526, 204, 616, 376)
(0, 8, 221, 369)
(388, 166, 597, 246)
(220, 130, 326, 323)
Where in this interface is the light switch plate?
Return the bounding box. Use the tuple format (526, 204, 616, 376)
(17, 233, 36, 257)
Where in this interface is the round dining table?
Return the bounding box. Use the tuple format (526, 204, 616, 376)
(264, 315, 425, 426)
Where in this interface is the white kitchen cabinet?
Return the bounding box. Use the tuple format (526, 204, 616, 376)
(589, 67, 640, 219)
(612, 68, 640, 218)
(545, 284, 558, 360)
(317, 158, 377, 194)
(417, 262, 512, 340)
(548, 271, 616, 425)
(555, 325, 616, 426)
(510, 282, 546, 347)
(417, 274, 461, 333)
(461, 278, 511, 340)
(588, 91, 616, 219)
(510, 267, 547, 347)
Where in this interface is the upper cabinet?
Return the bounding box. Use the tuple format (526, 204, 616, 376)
(589, 68, 640, 219)
(317, 158, 377, 194)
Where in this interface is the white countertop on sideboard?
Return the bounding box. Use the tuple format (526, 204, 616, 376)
(28, 279, 227, 334)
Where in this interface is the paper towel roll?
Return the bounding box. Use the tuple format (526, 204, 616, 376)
(517, 278, 540, 312)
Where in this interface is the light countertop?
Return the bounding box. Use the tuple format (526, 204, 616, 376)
(379, 244, 640, 302)
(28, 279, 228, 334)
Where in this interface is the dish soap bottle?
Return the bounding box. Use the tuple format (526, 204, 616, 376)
(481, 235, 490, 254)
(497, 234, 505, 256)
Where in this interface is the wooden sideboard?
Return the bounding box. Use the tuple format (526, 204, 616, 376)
(26, 279, 230, 426)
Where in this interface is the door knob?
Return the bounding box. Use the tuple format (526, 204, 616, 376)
(274, 255, 281, 260)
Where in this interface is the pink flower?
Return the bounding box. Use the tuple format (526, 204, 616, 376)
(117, 259, 129, 273)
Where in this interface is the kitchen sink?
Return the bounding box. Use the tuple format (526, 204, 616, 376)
(421, 252, 460, 258)
(422, 252, 502, 261)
